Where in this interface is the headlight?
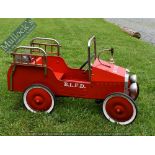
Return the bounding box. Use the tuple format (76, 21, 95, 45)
(129, 83, 138, 99)
(129, 83, 137, 93)
(126, 68, 130, 73)
(130, 74, 137, 83)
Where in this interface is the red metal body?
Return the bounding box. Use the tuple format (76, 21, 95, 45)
(8, 56, 126, 99)
(7, 36, 127, 100)
(7, 36, 139, 125)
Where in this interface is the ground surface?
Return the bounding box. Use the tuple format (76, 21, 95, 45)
(0, 19, 155, 135)
(106, 18, 155, 44)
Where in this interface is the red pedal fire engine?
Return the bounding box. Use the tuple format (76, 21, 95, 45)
(7, 36, 139, 125)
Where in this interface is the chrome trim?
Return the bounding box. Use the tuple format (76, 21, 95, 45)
(124, 71, 129, 94)
(30, 37, 60, 46)
(130, 74, 137, 83)
(87, 36, 96, 81)
(14, 46, 47, 56)
(88, 36, 95, 48)
(129, 82, 138, 99)
(126, 68, 130, 73)
(130, 83, 138, 92)
(30, 37, 61, 56)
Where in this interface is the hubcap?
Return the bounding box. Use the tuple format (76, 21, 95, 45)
(114, 105, 124, 114)
(34, 96, 43, 105)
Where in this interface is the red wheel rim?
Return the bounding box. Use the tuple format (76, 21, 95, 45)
(26, 87, 53, 111)
(105, 96, 134, 122)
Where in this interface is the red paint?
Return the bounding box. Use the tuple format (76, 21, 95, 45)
(7, 55, 125, 100)
(92, 59, 125, 82)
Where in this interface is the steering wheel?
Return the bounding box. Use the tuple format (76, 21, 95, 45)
(79, 55, 94, 70)
(97, 48, 114, 67)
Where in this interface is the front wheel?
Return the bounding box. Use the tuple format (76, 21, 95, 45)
(102, 93, 137, 125)
(23, 85, 55, 113)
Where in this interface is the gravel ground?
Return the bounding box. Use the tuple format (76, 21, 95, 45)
(105, 18, 155, 44)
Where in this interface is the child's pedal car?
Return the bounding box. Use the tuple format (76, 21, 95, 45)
(8, 36, 139, 125)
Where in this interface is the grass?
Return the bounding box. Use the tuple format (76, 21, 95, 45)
(0, 18, 155, 135)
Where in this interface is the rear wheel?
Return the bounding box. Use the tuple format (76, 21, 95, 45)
(103, 93, 137, 125)
(23, 85, 55, 113)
